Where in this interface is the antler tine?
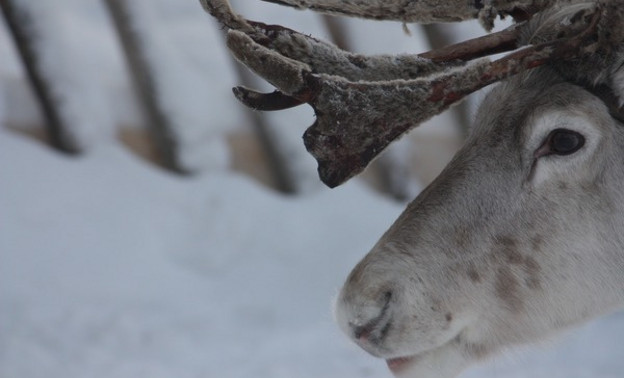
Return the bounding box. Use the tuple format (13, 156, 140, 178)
(246, 21, 451, 82)
(261, 0, 554, 29)
(229, 22, 519, 111)
(201, 0, 531, 112)
(232, 87, 305, 111)
(224, 18, 529, 112)
(419, 25, 521, 62)
(226, 30, 313, 98)
(201, 0, 464, 111)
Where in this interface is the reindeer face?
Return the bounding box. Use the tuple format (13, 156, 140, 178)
(334, 70, 624, 378)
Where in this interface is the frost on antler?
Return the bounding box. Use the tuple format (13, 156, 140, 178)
(528, 1, 624, 89)
(261, 0, 555, 30)
(201, 0, 611, 187)
(245, 21, 448, 82)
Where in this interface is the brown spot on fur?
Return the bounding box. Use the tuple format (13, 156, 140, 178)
(454, 226, 470, 249)
(504, 247, 524, 265)
(523, 256, 540, 275)
(497, 236, 516, 247)
(467, 268, 481, 283)
(530, 235, 544, 252)
(497, 235, 523, 265)
(495, 266, 522, 311)
(493, 235, 541, 291)
(523, 256, 542, 289)
(445, 312, 453, 322)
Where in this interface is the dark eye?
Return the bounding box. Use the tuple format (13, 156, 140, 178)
(548, 128, 585, 156)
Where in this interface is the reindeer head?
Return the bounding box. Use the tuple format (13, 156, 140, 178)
(335, 65, 624, 377)
(202, 1, 624, 377)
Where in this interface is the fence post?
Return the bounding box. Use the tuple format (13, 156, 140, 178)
(0, 0, 79, 153)
(103, 0, 186, 173)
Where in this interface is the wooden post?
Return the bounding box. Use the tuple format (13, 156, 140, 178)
(103, 0, 185, 173)
(0, 0, 79, 153)
(229, 57, 297, 194)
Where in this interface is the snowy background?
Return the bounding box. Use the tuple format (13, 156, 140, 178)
(0, 1, 623, 378)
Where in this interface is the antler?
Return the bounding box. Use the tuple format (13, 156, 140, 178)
(202, 0, 608, 187)
(259, 0, 553, 29)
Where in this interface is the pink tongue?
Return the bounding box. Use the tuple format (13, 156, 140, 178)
(386, 356, 413, 374)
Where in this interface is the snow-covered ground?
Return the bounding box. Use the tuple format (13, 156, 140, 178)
(1, 1, 623, 378)
(2, 125, 624, 378)
(0, 129, 400, 378)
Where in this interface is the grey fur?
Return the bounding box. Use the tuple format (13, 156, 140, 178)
(336, 65, 624, 378)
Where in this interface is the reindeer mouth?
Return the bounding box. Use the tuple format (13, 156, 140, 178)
(383, 329, 468, 376)
(386, 355, 416, 375)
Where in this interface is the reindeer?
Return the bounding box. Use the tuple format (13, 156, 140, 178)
(202, 1, 624, 376)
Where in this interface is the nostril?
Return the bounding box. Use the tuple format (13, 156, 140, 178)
(350, 290, 393, 343)
(380, 290, 393, 314)
(353, 323, 373, 341)
(382, 290, 392, 304)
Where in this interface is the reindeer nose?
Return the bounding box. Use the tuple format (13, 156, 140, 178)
(351, 291, 392, 339)
(341, 290, 394, 351)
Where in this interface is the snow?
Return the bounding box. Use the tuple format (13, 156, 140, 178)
(0, 130, 400, 378)
(1, 1, 623, 378)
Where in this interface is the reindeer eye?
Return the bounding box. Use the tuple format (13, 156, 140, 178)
(548, 129, 585, 155)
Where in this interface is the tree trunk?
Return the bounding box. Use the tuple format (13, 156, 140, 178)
(421, 23, 471, 137)
(0, 0, 79, 153)
(103, 0, 185, 173)
(229, 57, 297, 194)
